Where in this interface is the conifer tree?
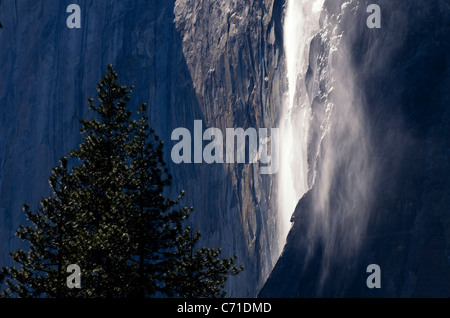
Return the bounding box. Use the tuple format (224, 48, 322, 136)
(66, 65, 138, 297)
(166, 227, 242, 298)
(1, 65, 242, 298)
(1, 158, 80, 298)
(126, 102, 190, 297)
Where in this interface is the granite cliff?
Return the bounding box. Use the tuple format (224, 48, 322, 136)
(0, 0, 285, 297)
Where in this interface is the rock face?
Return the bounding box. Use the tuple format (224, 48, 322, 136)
(260, 0, 450, 297)
(0, 0, 285, 297)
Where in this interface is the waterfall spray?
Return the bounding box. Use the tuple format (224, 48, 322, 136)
(276, 0, 376, 293)
(277, 0, 325, 251)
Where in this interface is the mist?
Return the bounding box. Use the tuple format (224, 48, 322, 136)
(276, 0, 377, 293)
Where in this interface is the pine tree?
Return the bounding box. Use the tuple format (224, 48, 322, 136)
(125, 102, 190, 297)
(1, 158, 81, 298)
(67, 65, 138, 297)
(166, 227, 243, 298)
(1, 65, 242, 298)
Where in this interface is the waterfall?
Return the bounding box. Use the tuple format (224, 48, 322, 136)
(277, 0, 325, 251)
(276, 0, 375, 292)
(262, 0, 450, 298)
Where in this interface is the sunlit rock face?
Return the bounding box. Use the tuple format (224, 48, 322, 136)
(0, 0, 286, 297)
(260, 0, 450, 297)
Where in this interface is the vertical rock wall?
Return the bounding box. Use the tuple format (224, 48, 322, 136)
(0, 0, 286, 297)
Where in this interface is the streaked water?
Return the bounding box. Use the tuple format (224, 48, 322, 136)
(277, 0, 325, 251)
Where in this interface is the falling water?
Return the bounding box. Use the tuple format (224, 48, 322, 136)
(276, 0, 376, 293)
(277, 0, 325, 250)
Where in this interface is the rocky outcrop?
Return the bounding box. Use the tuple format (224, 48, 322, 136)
(170, 0, 286, 296)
